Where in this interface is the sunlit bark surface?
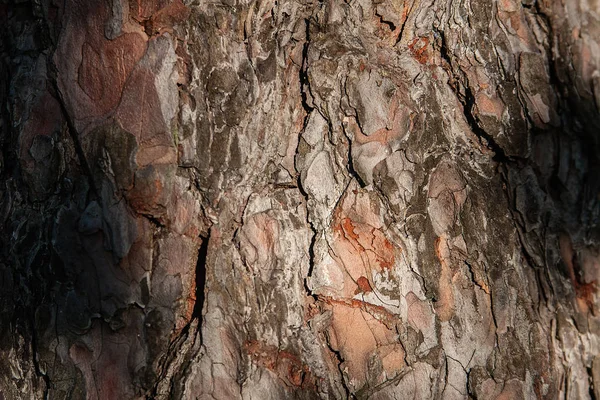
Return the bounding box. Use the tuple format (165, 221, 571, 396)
(1, 0, 600, 398)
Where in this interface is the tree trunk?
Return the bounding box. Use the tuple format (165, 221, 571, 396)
(1, 0, 599, 398)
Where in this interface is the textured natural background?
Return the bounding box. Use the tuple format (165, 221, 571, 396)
(1, 0, 600, 398)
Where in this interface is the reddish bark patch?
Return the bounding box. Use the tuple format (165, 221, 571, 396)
(434, 236, 455, 321)
(305, 299, 320, 320)
(355, 276, 373, 294)
(317, 295, 397, 329)
(324, 295, 405, 389)
(358, 60, 367, 72)
(560, 234, 598, 313)
(183, 275, 197, 325)
(408, 37, 430, 64)
(130, 0, 170, 20)
(575, 281, 597, 312)
(77, 33, 147, 115)
(141, 0, 190, 37)
(244, 341, 315, 389)
(338, 217, 396, 268)
(51, 0, 149, 126)
(373, 233, 395, 270)
(341, 217, 360, 241)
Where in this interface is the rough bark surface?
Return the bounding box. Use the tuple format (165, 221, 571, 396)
(1, 0, 600, 398)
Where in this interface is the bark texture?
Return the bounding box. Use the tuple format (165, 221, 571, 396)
(1, 0, 600, 398)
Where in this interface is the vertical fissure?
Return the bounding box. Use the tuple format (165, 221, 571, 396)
(49, 79, 99, 198)
(295, 14, 355, 397)
(299, 18, 314, 114)
(327, 337, 353, 399)
(192, 231, 209, 324)
(298, 15, 317, 298)
(436, 27, 509, 163)
(30, 316, 50, 400)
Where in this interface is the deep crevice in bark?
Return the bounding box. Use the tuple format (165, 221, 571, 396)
(375, 12, 396, 32)
(30, 317, 50, 400)
(145, 214, 167, 229)
(299, 18, 314, 114)
(461, 84, 509, 163)
(192, 231, 209, 323)
(297, 17, 318, 300)
(588, 366, 597, 400)
(147, 231, 210, 397)
(346, 142, 367, 188)
(393, 1, 413, 46)
(437, 28, 510, 163)
(327, 336, 353, 399)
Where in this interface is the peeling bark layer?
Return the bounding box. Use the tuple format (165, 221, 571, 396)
(1, 0, 600, 399)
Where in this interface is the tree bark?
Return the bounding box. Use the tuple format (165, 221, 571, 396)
(1, 0, 599, 398)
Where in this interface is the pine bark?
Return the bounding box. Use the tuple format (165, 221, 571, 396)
(1, 0, 599, 398)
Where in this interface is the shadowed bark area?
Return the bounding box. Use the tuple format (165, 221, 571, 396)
(0, 0, 599, 399)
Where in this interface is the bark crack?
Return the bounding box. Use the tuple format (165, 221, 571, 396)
(192, 231, 209, 327)
(355, 366, 411, 399)
(394, 1, 415, 46)
(48, 76, 99, 198)
(297, 18, 318, 300)
(435, 27, 508, 162)
(587, 366, 597, 400)
(146, 227, 209, 398)
(299, 18, 314, 114)
(30, 317, 50, 400)
(325, 333, 353, 399)
(296, 15, 358, 398)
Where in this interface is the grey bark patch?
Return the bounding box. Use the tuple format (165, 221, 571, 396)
(256, 51, 276, 83)
(26, 135, 60, 199)
(78, 201, 102, 235)
(83, 121, 138, 193)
